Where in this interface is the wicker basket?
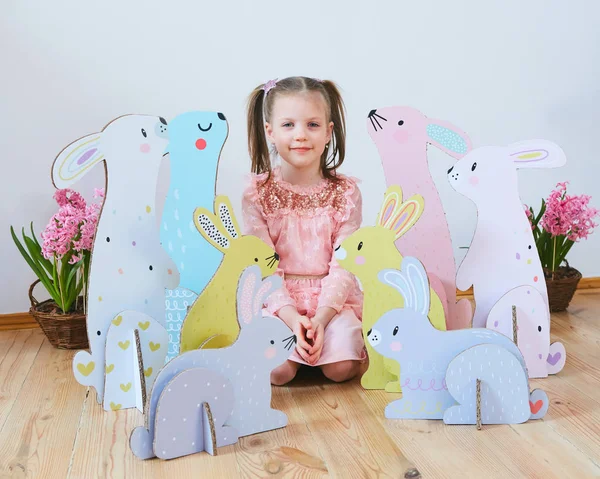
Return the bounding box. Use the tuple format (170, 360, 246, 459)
(28, 280, 89, 350)
(544, 264, 582, 312)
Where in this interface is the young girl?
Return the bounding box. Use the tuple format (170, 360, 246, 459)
(242, 76, 366, 386)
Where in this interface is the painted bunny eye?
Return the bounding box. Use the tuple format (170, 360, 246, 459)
(398, 120, 404, 126)
(471, 162, 477, 171)
(270, 340, 275, 345)
(254, 258, 258, 262)
(538, 325, 542, 332)
(357, 242, 363, 251)
(97, 330, 101, 336)
(141, 128, 147, 138)
(393, 326, 399, 336)
(198, 123, 212, 132)
(149, 265, 153, 271)
(528, 245, 532, 250)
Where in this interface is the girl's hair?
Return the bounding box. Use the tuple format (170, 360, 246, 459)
(246, 76, 346, 181)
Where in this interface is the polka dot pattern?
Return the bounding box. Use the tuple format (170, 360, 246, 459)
(198, 214, 229, 249)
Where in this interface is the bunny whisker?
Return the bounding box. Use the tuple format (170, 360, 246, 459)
(266, 255, 278, 269)
(369, 112, 387, 131)
(283, 335, 296, 351)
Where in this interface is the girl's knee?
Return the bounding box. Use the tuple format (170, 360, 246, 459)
(271, 360, 300, 386)
(321, 360, 359, 383)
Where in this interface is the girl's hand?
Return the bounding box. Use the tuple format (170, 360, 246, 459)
(292, 315, 313, 363)
(306, 320, 325, 364)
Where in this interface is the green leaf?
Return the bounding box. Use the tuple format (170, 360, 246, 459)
(65, 265, 79, 296)
(51, 258, 64, 310)
(29, 222, 54, 275)
(11, 226, 60, 302)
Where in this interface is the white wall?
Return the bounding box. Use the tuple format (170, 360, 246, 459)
(1, 0, 599, 314)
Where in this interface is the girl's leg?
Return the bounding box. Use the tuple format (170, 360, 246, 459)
(320, 360, 361, 383)
(271, 360, 302, 386)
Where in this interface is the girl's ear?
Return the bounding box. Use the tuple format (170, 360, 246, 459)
(265, 122, 274, 144)
(327, 121, 334, 143)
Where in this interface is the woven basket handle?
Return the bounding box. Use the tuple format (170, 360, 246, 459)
(29, 279, 41, 308)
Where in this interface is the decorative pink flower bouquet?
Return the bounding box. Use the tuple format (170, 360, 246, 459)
(11, 188, 104, 314)
(526, 182, 599, 280)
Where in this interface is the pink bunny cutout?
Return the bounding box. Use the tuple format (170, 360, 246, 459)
(367, 107, 472, 330)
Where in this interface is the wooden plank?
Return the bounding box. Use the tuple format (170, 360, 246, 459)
(0, 340, 87, 478)
(0, 312, 37, 331)
(67, 387, 243, 478)
(233, 381, 328, 477)
(0, 330, 45, 434)
(360, 388, 529, 478)
(290, 371, 418, 478)
(0, 330, 18, 363)
(535, 373, 600, 466)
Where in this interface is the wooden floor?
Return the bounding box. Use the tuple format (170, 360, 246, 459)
(0, 291, 599, 478)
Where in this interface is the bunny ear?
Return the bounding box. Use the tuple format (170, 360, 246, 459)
(403, 257, 430, 316)
(252, 274, 283, 318)
(376, 185, 403, 227)
(388, 195, 424, 240)
(379, 269, 413, 308)
(51, 133, 104, 188)
(426, 119, 472, 158)
(508, 140, 567, 170)
(193, 207, 231, 252)
(215, 195, 241, 239)
(237, 265, 261, 325)
(376, 186, 424, 239)
(378, 257, 430, 315)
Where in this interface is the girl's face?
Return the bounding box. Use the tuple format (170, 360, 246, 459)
(265, 91, 333, 173)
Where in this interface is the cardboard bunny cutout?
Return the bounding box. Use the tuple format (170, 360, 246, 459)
(486, 286, 566, 377)
(368, 256, 548, 424)
(130, 265, 294, 460)
(367, 106, 473, 330)
(103, 310, 169, 412)
(448, 140, 567, 330)
(52, 115, 179, 408)
(161, 111, 229, 361)
(179, 195, 279, 352)
(336, 185, 446, 392)
(130, 367, 237, 460)
(165, 288, 198, 360)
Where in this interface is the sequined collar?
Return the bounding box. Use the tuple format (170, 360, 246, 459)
(256, 167, 352, 218)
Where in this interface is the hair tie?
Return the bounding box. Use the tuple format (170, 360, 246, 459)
(262, 78, 278, 95)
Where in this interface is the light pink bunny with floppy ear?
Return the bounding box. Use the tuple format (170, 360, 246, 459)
(367, 106, 473, 330)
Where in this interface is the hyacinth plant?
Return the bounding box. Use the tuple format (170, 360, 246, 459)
(526, 182, 599, 280)
(11, 188, 104, 314)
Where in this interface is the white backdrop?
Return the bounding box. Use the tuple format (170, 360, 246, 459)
(1, 0, 599, 314)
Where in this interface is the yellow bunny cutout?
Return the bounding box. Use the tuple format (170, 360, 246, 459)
(179, 195, 279, 352)
(336, 185, 446, 392)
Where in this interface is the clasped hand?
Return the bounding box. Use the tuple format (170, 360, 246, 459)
(293, 315, 325, 365)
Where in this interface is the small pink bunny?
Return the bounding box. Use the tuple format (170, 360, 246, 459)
(367, 107, 472, 330)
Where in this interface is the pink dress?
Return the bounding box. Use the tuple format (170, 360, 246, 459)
(241, 166, 366, 366)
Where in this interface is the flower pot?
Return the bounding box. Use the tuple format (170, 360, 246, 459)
(28, 280, 89, 350)
(544, 266, 582, 312)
